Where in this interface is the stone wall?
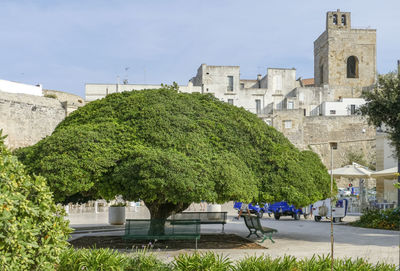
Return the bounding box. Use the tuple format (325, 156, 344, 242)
(0, 91, 66, 149)
(270, 111, 376, 171)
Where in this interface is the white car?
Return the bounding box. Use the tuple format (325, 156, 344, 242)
(338, 188, 351, 197)
(312, 198, 348, 223)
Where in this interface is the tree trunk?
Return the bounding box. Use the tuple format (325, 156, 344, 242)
(146, 201, 190, 236)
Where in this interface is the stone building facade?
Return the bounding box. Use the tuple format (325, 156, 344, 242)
(314, 9, 376, 99)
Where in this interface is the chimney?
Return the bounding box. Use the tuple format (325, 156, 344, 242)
(257, 74, 262, 88)
(397, 60, 400, 75)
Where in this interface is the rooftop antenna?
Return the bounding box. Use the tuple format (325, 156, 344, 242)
(124, 67, 129, 84)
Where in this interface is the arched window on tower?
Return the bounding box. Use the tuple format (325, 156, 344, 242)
(341, 15, 346, 26)
(333, 14, 338, 25)
(347, 56, 359, 78)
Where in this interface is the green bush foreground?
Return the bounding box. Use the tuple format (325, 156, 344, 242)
(58, 248, 397, 271)
(351, 208, 400, 231)
(0, 132, 71, 270)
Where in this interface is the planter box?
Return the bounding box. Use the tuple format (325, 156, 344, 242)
(108, 206, 126, 225)
(207, 204, 221, 220)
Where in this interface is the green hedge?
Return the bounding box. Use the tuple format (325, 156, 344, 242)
(351, 208, 400, 231)
(57, 249, 397, 271)
(0, 132, 71, 270)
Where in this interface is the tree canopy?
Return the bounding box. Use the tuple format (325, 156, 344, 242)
(16, 86, 331, 220)
(360, 72, 400, 156)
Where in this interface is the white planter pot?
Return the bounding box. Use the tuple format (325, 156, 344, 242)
(207, 204, 221, 220)
(108, 206, 126, 225)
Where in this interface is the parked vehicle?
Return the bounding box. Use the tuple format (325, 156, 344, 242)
(268, 201, 308, 220)
(233, 202, 271, 218)
(338, 188, 351, 197)
(312, 198, 348, 222)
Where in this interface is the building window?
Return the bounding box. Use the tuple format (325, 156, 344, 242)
(255, 99, 261, 114)
(320, 65, 324, 84)
(284, 120, 292, 129)
(227, 76, 234, 91)
(227, 99, 234, 105)
(347, 56, 359, 78)
(330, 110, 336, 115)
(287, 101, 294, 109)
(350, 104, 356, 115)
(333, 14, 338, 25)
(240, 83, 245, 89)
(341, 15, 346, 26)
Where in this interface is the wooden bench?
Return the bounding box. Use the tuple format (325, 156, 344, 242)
(170, 211, 227, 233)
(243, 215, 277, 243)
(124, 219, 200, 249)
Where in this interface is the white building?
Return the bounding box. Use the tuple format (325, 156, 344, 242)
(0, 79, 42, 96)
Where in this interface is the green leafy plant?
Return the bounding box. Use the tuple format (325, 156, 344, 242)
(110, 202, 126, 207)
(58, 247, 127, 271)
(58, 247, 171, 271)
(234, 255, 396, 271)
(57, 249, 397, 271)
(350, 207, 400, 231)
(173, 252, 232, 271)
(360, 72, 400, 156)
(0, 130, 71, 270)
(44, 93, 58, 99)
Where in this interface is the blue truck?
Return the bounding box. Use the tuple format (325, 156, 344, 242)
(267, 201, 309, 220)
(233, 202, 272, 218)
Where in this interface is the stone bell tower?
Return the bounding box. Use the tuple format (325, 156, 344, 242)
(314, 10, 376, 99)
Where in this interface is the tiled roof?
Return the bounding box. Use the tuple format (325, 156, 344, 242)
(302, 78, 315, 86)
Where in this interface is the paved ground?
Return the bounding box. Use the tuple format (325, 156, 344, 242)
(67, 210, 400, 266)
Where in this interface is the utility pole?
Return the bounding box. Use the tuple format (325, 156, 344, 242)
(329, 142, 338, 271)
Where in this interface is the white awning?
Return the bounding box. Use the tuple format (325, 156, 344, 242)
(370, 166, 398, 178)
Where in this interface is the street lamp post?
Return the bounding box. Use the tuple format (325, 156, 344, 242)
(329, 142, 337, 271)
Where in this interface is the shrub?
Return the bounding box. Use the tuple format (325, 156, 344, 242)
(58, 247, 171, 271)
(44, 93, 58, 99)
(57, 249, 397, 271)
(58, 248, 127, 271)
(173, 252, 232, 271)
(234, 255, 396, 271)
(351, 208, 400, 231)
(0, 131, 71, 270)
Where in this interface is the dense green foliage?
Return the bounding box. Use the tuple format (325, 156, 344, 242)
(58, 247, 170, 271)
(0, 131, 71, 270)
(360, 72, 400, 156)
(351, 207, 400, 231)
(16, 87, 331, 219)
(57, 249, 397, 271)
(173, 252, 232, 271)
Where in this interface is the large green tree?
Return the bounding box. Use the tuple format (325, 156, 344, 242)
(360, 72, 400, 155)
(16, 86, 331, 226)
(360, 72, 400, 201)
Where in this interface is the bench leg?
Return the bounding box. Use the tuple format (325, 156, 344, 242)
(258, 233, 275, 244)
(258, 235, 268, 243)
(195, 238, 198, 250)
(246, 229, 260, 238)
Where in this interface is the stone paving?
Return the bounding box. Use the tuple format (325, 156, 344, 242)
(67, 205, 400, 266)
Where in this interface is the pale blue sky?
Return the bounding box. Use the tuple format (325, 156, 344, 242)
(0, 0, 399, 98)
